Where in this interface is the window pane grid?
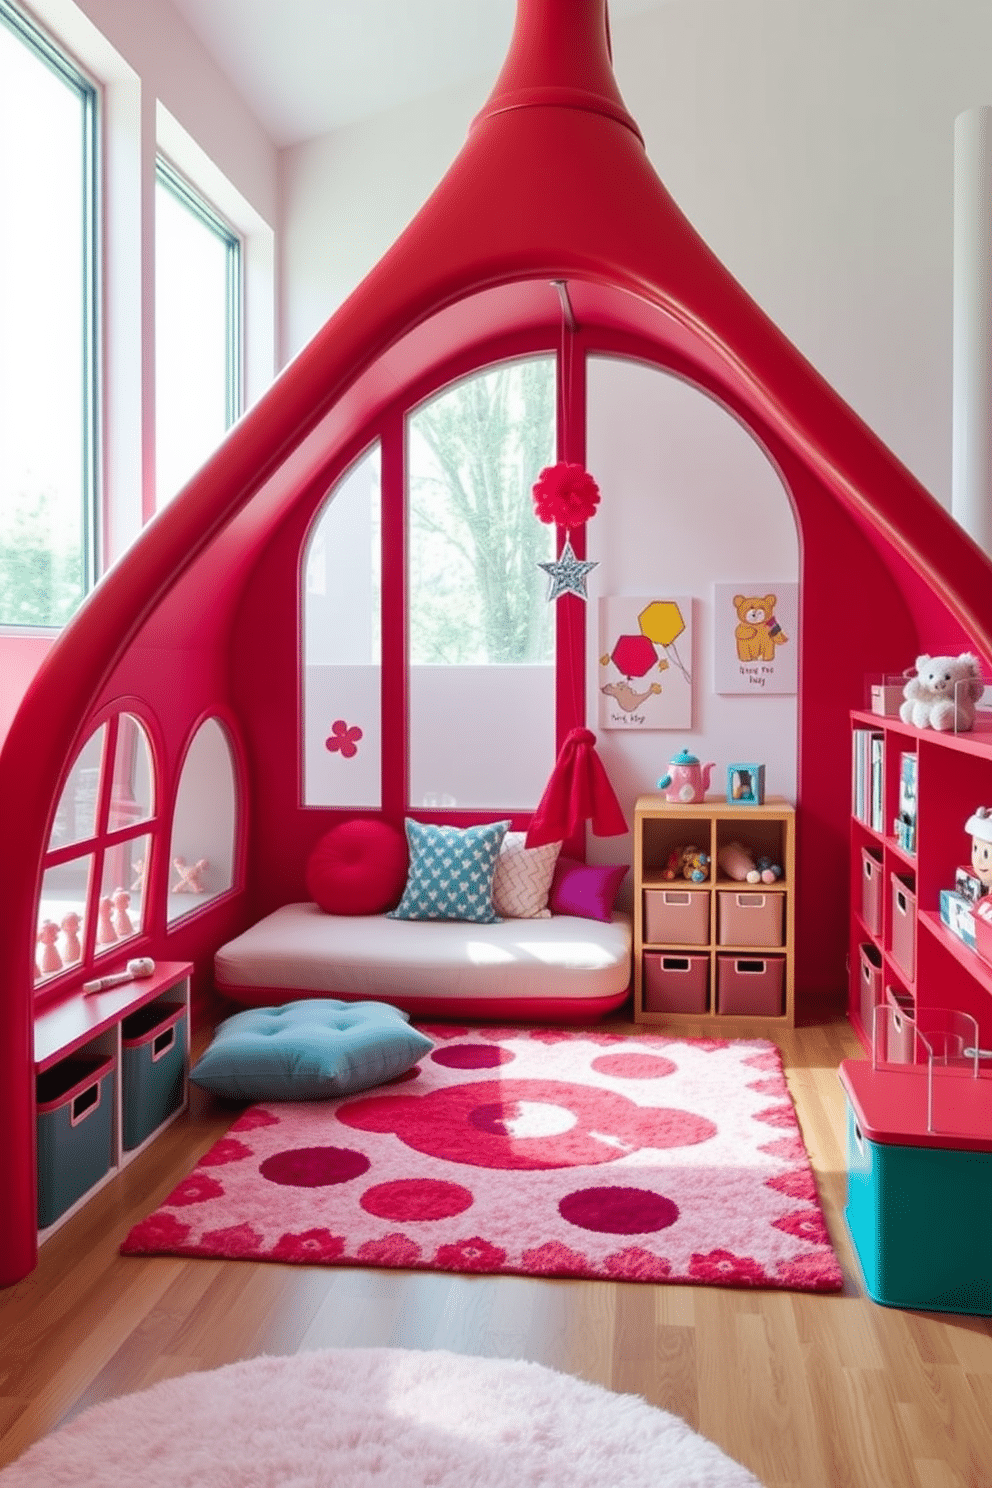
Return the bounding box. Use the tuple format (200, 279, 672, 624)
(0, 0, 98, 627)
(36, 713, 157, 993)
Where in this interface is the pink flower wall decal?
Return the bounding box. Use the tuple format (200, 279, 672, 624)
(325, 719, 363, 758)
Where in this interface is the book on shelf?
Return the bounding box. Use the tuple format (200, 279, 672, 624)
(870, 734, 884, 832)
(851, 727, 884, 828)
(895, 750, 917, 854)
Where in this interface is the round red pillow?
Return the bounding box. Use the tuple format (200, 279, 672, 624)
(305, 818, 409, 916)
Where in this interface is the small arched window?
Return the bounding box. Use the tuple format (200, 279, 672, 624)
(36, 711, 157, 991)
(167, 716, 239, 923)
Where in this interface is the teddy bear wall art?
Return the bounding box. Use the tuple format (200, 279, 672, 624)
(713, 583, 799, 695)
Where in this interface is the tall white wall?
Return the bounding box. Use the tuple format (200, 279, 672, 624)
(281, 0, 992, 509)
(28, 0, 277, 222)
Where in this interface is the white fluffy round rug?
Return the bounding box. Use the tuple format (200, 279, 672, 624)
(0, 1347, 764, 1487)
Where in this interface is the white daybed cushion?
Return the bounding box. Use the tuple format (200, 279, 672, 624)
(214, 902, 632, 1005)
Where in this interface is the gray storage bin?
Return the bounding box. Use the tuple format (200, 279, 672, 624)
(36, 1055, 115, 1228)
(122, 1003, 187, 1151)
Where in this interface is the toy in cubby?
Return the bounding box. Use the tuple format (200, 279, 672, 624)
(958, 807, 992, 967)
(661, 844, 710, 883)
(717, 840, 782, 884)
(941, 807, 992, 959)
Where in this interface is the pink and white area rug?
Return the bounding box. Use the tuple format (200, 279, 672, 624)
(122, 1027, 843, 1292)
(0, 1349, 765, 1487)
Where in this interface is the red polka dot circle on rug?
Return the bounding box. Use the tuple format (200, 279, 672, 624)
(590, 1052, 678, 1080)
(360, 1179, 474, 1222)
(430, 1044, 515, 1069)
(559, 1186, 680, 1235)
(260, 1146, 371, 1187)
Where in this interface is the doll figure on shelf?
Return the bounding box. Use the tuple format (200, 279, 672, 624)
(96, 896, 118, 944)
(60, 911, 82, 964)
(112, 887, 133, 938)
(172, 856, 208, 894)
(36, 920, 62, 975)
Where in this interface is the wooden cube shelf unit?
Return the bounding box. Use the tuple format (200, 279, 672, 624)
(633, 793, 796, 1027)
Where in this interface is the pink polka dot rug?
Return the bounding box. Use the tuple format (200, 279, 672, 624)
(121, 1026, 843, 1292)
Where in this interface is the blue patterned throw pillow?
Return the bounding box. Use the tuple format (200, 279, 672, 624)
(388, 819, 511, 923)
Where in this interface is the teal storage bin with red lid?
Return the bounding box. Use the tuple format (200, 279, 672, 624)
(841, 1058, 992, 1314)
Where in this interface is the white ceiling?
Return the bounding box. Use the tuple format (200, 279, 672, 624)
(171, 0, 666, 147)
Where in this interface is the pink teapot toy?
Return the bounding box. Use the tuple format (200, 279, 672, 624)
(656, 749, 716, 804)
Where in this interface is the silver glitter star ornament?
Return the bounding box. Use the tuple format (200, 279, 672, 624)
(538, 537, 599, 601)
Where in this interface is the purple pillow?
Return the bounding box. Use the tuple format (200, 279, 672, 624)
(548, 857, 627, 922)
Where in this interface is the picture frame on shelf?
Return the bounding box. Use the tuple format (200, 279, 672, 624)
(727, 762, 765, 805)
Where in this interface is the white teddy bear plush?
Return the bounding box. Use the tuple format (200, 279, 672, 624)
(900, 652, 984, 731)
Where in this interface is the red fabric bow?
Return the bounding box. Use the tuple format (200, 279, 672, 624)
(525, 727, 628, 848)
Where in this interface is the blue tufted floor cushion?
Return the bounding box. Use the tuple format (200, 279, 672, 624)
(190, 999, 435, 1102)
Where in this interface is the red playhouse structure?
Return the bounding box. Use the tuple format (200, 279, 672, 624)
(2, 0, 991, 1286)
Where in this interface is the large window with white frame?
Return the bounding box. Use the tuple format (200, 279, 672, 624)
(155, 158, 242, 507)
(0, 0, 97, 628)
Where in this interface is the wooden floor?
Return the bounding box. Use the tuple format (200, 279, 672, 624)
(3, 1015, 992, 1486)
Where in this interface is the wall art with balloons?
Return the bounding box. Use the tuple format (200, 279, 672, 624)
(598, 595, 694, 730)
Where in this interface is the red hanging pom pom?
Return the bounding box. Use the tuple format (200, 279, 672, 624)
(532, 462, 601, 528)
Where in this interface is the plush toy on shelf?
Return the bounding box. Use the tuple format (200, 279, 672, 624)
(900, 652, 984, 732)
(717, 840, 782, 884)
(717, 840, 756, 881)
(661, 844, 710, 883)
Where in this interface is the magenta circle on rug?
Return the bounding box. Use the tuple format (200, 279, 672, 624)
(590, 1052, 678, 1080)
(360, 1178, 474, 1221)
(259, 1146, 371, 1187)
(559, 1186, 680, 1235)
(430, 1044, 514, 1069)
(338, 1078, 716, 1169)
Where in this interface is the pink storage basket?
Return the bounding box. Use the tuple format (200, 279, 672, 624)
(716, 890, 783, 947)
(643, 952, 709, 1013)
(881, 986, 916, 1064)
(861, 848, 883, 936)
(890, 874, 916, 983)
(858, 942, 883, 1040)
(643, 888, 709, 946)
(715, 954, 784, 1016)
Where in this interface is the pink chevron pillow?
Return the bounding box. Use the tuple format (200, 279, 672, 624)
(492, 832, 562, 919)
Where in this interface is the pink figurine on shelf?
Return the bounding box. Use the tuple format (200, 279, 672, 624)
(172, 856, 208, 893)
(36, 920, 62, 975)
(96, 895, 118, 944)
(60, 911, 82, 964)
(112, 887, 133, 938)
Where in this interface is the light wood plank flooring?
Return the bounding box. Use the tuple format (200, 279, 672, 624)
(3, 1016, 992, 1487)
